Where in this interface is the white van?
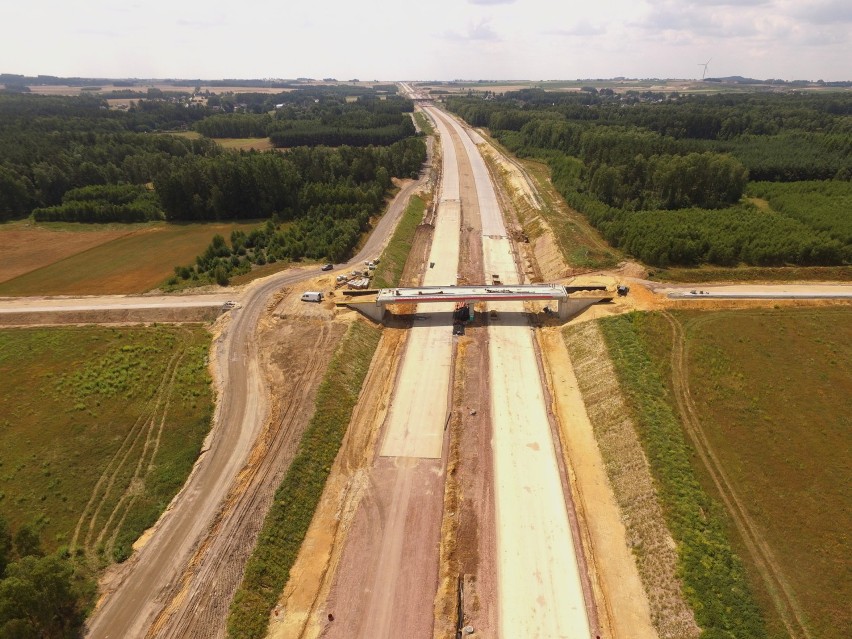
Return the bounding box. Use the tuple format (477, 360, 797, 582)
(300, 291, 323, 303)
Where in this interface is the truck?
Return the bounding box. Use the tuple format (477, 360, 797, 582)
(300, 291, 323, 303)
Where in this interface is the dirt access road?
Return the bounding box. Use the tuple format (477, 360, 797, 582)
(83, 177, 426, 639)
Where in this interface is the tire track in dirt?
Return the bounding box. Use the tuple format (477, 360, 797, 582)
(662, 310, 812, 639)
(72, 335, 190, 562)
(99, 346, 190, 558)
(148, 321, 342, 639)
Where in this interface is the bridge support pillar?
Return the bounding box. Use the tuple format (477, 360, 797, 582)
(347, 302, 386, 323)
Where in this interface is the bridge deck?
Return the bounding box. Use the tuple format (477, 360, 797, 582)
(377, 284, 569, 304)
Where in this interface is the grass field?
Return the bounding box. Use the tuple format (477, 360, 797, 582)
(215, 138, 275, 151)
(0, 221, 261, 296)
(0, 325, 213, 566)
(636, 308, 851, 639)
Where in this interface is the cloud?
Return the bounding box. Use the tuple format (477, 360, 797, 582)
(444, 18, 501, 42)
(544, 21, 605, 37)
(639, 1, 763, 38)
(792, 0, 852, 24)
(176, 17, 226, 29)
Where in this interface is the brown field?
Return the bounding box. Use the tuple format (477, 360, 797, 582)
(0, 222, 135, 284)
(641, 308, 852, 639)
(0, 221, 260, 296)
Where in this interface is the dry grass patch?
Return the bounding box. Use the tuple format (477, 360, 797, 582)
(0, 221, 134, 284)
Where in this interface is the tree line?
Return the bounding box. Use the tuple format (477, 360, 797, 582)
(193, 95, 416, 148)
(166, 137, 426, 286)
(32, 184, 162, 223)
(0, 515, 88, 638)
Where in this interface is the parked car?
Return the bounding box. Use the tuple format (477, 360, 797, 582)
(301, 291, 323, 303)
(321, 263, 333, 271)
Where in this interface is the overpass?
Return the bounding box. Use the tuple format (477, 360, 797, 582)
(339, 284, 613, 322)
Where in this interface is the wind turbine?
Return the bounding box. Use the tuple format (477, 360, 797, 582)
(698, 58, 712, 80)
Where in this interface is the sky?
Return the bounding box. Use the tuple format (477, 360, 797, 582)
(2, 0, 850, 81)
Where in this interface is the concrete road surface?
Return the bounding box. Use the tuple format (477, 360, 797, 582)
(660, 283, 852, 299)
(434, 108, 593, 637)
(0, 294, 233, 313)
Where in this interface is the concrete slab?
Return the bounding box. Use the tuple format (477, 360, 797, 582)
(379, 126, 460, 460)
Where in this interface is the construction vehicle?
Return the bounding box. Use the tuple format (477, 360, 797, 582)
(453, 301, 473, 322)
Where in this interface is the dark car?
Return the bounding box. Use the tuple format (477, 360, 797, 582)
(452, 322, 465, 336)
(321, 263, 334, 271)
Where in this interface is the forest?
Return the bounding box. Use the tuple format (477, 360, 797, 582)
(449, 90, 851, 267)
(194, 94, 416, 147)
(0, 515, 88, 638)
(0, 89, 425, 275)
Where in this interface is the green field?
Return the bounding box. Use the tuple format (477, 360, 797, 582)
(0, 326, 213, 566)
(0, 221, 261, 296)
(634, 309, 851, 639)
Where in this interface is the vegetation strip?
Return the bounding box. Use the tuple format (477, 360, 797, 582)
(371, 193, 427, 288)
(598, 312, 765, 638)
(226, 320, 382, 639)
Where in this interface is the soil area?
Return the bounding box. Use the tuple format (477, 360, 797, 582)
(267, 326, 406, 639)
(0, 225, 134, 283)
(145, 312, 348, 638)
